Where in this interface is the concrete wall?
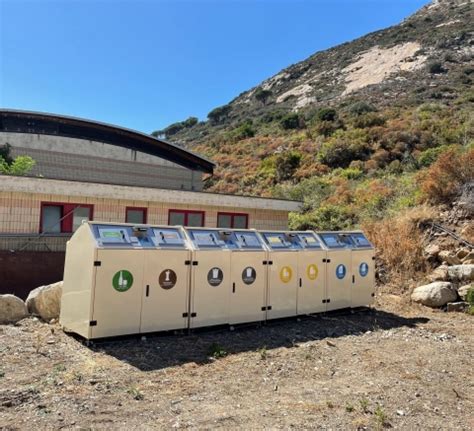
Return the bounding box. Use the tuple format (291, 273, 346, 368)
(1, 132, 203, 191)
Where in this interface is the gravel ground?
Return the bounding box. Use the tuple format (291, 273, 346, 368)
(0, 296, 472, 430)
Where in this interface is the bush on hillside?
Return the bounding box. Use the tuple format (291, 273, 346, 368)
(254, 88, 272, 105)
(427, 61, 446, 74)
(208, 105, 231, 124)
(280, 113, 303, 130)
(227, 122, 255, 141)
(318, 131, 371, 168)
(289, 204, 354, 231)
(348, 101, 377, 116)
(419, 147, 474, 204)
(275, 151, 302, 182)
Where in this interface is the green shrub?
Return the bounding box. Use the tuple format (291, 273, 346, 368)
(208, 105, 231, 124)
(227, 122, 255, 141)
(275, 151, 301, 182)
(280, 113, 302, 130)
(417, 145, 450, 167)
(427, 61, 445, 74)
(348, 101, 376, 116)
(352, 113, 386, 128)
(336, 167, 364, 180)
(318, 132, 371, 168)
(289, 205, 354, 231)
(254, 88, 272, 105)
(0, 155, 36, 176)
(316, 107, 337, 122)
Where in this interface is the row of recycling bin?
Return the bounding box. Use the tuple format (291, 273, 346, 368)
(60, 222, 375, 339)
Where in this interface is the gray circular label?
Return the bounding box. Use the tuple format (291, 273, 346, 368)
(207, 267, 223, 286)
(242, 267, 256, 285)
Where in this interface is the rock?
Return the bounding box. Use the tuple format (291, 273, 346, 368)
(457, 284, 472, 301)
(446, 302, 468, 312)
(461, 251, 474, 262)
(0, 294, 28, 324)
(424, 244, 440, 257)
(26, 281, 63, 321)
(411, 282, 457, 308)
(428, 265, 449, 282)
(447, 265, 474, 282)
(463, 258, 474, 265)
(456, 249, 470, 260)
(438, 251, 461, 266)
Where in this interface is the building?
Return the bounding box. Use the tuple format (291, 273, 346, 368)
(0, 109, 301, 297)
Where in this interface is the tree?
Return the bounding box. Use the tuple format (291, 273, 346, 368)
(0, 153, 36, 176)
(254, 88, 272, 105)
(208, 105, 231, 125)
(280, 113, 302, 130)
(275, 151, 301, 182)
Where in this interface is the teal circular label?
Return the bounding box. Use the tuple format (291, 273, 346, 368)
(112, 270, 134, 292)
(336, 264, 346, 280)
(359, 262, 369, 277)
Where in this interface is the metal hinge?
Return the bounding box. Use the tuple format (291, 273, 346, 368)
(89, 320, 97, 326)
(261, 306, 272, 311)
(182, 312, 189, 318)
(93, 261, 101, 267)
(262, 260, 273, 265)
(191, 312, 197, 317)
(352, 275, 355, 283)
(192, 261, 198, 266)
(185, 260, 191, 265)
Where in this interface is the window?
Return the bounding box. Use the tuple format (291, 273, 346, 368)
(40, 202, 93, 233)
(217, 212, 248, 229)
(168, 209, 205, 227)
(126, 207, 147, 224)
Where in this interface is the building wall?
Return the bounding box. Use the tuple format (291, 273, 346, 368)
(1, 132, 203, 191)
(0, 190, 290, 235)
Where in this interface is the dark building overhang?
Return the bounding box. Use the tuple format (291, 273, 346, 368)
(0, 109, 215, 174)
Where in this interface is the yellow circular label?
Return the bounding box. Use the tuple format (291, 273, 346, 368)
(307, 264, 318, 280)
(279, 266, 293, 283)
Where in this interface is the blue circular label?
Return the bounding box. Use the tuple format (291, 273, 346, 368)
(336, 264, 346, 279)
(359, 262, 369, 277)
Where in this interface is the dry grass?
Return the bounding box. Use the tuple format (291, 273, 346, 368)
(363, 205, 436, 285)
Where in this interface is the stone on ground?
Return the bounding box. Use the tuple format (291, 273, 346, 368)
(438, 250, 461, 265)
(411, 282, 457, 308)
(26, 281, 63, 321)
(457, 284, 472, 301)
(446, 302, 468, 312)
(0, 294, 28, 324)
(447, 265, 474, 282)
(428, 265, 449, 282)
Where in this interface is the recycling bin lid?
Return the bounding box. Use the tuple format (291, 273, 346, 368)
(317, 232, 355, 249)
(348, 232, 373, 249)
(233, 230, 265, 250)
(93, 224, 149, 248)
(186, 228, 229, 249)
(151, 227, 187, 248)
(260, 231, 303, 250)
(296, 232, 323, 249)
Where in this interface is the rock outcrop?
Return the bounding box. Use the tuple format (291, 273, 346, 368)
(447, 265, 474, 282)
(26, 281, 63, 321)
(0, 295, 28, 324)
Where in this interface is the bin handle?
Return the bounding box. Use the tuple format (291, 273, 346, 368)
(146, 285, 150, 297)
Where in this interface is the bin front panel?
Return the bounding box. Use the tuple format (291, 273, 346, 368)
(140, 249, 190, 333)
(91, 249, 144, 338)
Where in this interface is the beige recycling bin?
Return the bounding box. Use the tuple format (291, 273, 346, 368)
(140, 227, 191, 333)
(347, 231, 375, 308)
(228, 230, 267, 325)
(294, 232, 327, 315)
(183, 228, 232, 328)
(61, 222, 191, 339)
(259, 231, 300, 320)
(316, 232, 353, 311)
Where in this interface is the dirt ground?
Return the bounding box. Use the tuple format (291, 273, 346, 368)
(0, 294, 472, 430)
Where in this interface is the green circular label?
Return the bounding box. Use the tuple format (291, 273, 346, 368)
(112, 270, 134, 292)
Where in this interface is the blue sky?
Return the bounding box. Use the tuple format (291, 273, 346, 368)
(0, 0, 429, 133)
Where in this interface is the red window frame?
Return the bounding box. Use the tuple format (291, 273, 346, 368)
(39, 202, 94, 233)
(168, 209, 205, 227)
(217, 212, 249, 229)
(125, 206, 148, 224)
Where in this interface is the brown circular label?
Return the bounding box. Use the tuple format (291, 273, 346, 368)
(159, 269, 177, 289)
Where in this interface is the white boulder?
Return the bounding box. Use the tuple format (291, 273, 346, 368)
(428, 265, 449, 282)
(26, 281, 63, 321)
(411, 282, 457, 308)
(447, 265, 474, 282)
(0, 294, 28, 324)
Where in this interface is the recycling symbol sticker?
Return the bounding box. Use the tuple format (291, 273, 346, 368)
(208, 267, 224, 287)
(336, 264, 346, 280)
(112, 270, 133, 292)
(242, 267, 257, 285)
(280, 266, 293, 283)
(307, 264, 318, 281)
(159, 269, 177, 289)
(359, 262, 369, 277)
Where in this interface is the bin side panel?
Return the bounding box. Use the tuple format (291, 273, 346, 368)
(60, 224, 96, 339)
(351, 249, 375, 308)
(326, 250, 352, 311)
